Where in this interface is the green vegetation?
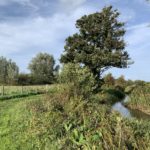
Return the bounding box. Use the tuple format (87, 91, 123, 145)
(61, 6, 131, 89)
(0, 95, 43, 150)
(59, 63, 96, 99)
(0, 85, 54, 101)
(0, 57, 19, 85)
(0, 85, 53, 95)
(0, 84, 150, 150)
(125, 84, 150, 115)
(0, 53, 59, 86)
(0, 92, 44, 101)
(28, 53, 59, 84)
(0, 5, 149, 150)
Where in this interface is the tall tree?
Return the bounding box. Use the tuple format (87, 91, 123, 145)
(28, 53, 55, 84)
(0, 57, 19, 85)
(7, 60, 19, 84)
(0, 57, 7, 84)
(61, 6, 131, 88)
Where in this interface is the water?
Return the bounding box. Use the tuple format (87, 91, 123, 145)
(112, 96, 150, 120)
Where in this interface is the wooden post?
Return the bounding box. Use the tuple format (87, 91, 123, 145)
(46, 84, 48, 93)
(21, 86, 23, 94)
(36, 86, 38, 94)
(2, 85, 4, 96)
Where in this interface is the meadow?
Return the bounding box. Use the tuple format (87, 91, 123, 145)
(0, 85, 53, 95)
(0, 84, 150, 150)
(0, 85, 56, 101)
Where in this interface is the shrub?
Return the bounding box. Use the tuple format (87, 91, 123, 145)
(59, 63, 96, 99)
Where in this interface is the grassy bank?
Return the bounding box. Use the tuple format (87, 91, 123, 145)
(125, 84, 150, 115)
(0, 84, 150, 149)
(0, 95, 43, 150)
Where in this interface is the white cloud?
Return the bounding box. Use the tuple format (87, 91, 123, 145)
(0, 5, 95, 71)
(117, 7, 136, 23)
(118, 23, 150, 81)
(126, 23, 150, 47)
(59, 0, 87, 10)
(0, 0, 31, 5)
(0, 15, 72, 55)
(127, 23, 150, 31)
(0, 0, 98, 73)
(60, 0, 86, 6)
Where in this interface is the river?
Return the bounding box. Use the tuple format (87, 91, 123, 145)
(112, 96, 150, 120)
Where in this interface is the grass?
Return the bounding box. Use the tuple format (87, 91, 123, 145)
(0, 84, 150, 149)
(0, 91, 45, 101)
(0, 85, 60, 101)
(0, 95, 43, 150)
(125, 84, 150, 115)
(0, 85, 54, 96)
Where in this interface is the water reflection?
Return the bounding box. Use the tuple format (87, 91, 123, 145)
(112, 96, 150, 120)
(112, 102, 132, 118)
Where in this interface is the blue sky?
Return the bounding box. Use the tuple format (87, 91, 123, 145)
(0, 0, 150, 81)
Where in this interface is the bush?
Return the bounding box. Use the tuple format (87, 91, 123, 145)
(17, 73, 33, 85)
(59, 63, 96, 99)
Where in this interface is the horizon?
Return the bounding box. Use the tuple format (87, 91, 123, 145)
(0, 0, 150, 81)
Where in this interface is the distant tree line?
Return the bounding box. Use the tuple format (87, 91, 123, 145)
(0, 53, 59, 85)
(103, 73, 149, 93)
(0, 53, 144, 86)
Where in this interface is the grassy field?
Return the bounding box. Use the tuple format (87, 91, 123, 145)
(0, 85, 59, 101)
(0, 95, 43, 150)
(0, 84, 150, 149)
(0, 85, 53, 95)
(126, 84, 150, 115)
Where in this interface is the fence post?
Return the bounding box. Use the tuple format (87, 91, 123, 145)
(2, 85, 4, 96)
(45, 84, 48, 93)
(21, 86, 23, 94)
(36, 86, 38, 94)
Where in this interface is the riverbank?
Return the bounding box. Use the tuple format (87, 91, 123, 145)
(111, 95, 150, 120)
(125, 104, 150, 116)
(124, 84, 150, 116)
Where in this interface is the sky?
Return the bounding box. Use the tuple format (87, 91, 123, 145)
(0, 0, 150, 81)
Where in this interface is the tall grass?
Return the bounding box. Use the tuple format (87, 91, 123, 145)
(0, 84, 150, 149)
(127, 84, 150, 114)
(24, 85, 150, 149)
(0, 85, 56, 95)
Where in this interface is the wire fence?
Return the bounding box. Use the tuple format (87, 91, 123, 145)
(0, 85, 51, 96)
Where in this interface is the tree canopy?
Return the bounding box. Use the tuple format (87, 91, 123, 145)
(28, 53, 55, 84)
(61, 6, 131, 88)
(0, 57, 19, 85)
